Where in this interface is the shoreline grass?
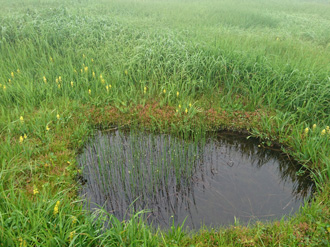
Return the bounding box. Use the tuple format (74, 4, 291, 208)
(1, 0, 330, 245)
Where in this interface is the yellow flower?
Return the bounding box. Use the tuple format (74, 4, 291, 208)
(11, 72, 14, 77)
(71, 81, 74, 87)
(59, 76, 62, 82)
(92, 71, 95, 78)
(69, 231, 75, 242)
(19, 136, 24, 144)
(18, 238, 27, 247)
(24, 133, 27, 139)
(43, 76, 47, 83)
(80, 69, 83, 73)
(101, 78, 105, 84)
(88, 89, 91, 95)
(20, 116, 24, 123)
(3, 85, 6, 91)
(50, 57, 54, 62)
(313, 124, 317, 130)
(17, 69, 20, 73)
(56, 78, 59, 84)
(46, 125, 50, 131)
(100, 74, 103, 79)
(33, 187, 39, 195)
(176, 109, 178, 113)
(176, 91, 179, 97)
(84, 66, 88, 72)
(144, 87, 147, 93)
(8, 79, 11, 83)
(326, 126, 329, 131)
(71, 216, 77, 224)
(178, 104, 181, 109)
(91, 58, 94, 62)
(185, 108, 188, 113)
(124, 70, 128, 75)
(189, 103, 192, 107)
(106, 85, 109, 92)
(74, 69, 77, 73)
(56, 114, 60, 120)
(53, 201, 60, 215)
(321, 129, 326, 136)
(304, 127, 309, 134)
(58, 84, 61, 89)
(163, 89, 166, 94)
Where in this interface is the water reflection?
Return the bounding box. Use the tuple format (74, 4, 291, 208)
(78, 130, 314, 229)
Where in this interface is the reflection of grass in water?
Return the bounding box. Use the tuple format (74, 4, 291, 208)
(79, 130, 206, 223)
(79, 129, 314, 228)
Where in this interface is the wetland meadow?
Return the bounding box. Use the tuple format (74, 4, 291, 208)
(0, 0, 330, 246)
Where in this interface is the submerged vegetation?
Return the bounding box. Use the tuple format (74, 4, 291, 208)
(0, 0, 329, 245)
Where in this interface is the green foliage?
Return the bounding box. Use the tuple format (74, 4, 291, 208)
(0, 0, 329, 245)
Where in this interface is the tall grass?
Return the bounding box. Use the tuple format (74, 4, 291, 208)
(0, 0, 329, 245)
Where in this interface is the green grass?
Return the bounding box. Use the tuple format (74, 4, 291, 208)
(0, 0, 330, 245)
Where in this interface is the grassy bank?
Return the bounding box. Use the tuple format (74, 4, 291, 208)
(0, 0, 330, 245)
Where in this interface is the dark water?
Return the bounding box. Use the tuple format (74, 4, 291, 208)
(78, 130, 313, 229)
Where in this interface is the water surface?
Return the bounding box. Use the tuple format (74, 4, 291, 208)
(78, 130, 313, 229)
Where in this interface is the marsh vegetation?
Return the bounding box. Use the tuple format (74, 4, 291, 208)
(0, 0, 329, 245)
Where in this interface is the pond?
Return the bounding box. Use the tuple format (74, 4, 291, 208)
(78, 130, 314, 229)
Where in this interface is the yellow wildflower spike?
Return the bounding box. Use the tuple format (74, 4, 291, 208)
(84, 66, 88, 72)
(88, 89, 91, 95)
(178, 104, 181, 109)
(304, 127, 309, 134)
(19, 136, 24, 144)
(124, 70, 128, 75)
(33, 187, 39, 195)
(106, 85, 109, 92)
(91, 58, 94, 62)
(46, 125, 50, 131)
(58, 84, 61, 89)
(8, 79, 11, 83)
(24, 134, 27, 139)
(313, 124, 317, 130)
(163, 89, 166, 94)
(20, 116, 24, 123)
(321, 129, 326, 135)
(176, 91, 179, 97)
(3, 85, 6, 91)
(17, 69, 20, 73)
(59, 76, 62, 82)
(53, 201, 60, 215)
(43, 76, 47, 83)
(57, 114, 60, 120)
(185, 108, 188, 113)
(71, 81, 74, 87)
(71, 216, 77, 224)
(101, 79, 105, 84)
(189, 103, 192, 107)
(92, 71, 95, 78)
(11, 72, 14, 77)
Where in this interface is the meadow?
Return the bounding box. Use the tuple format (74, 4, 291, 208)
(0, 0, 330, 245)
